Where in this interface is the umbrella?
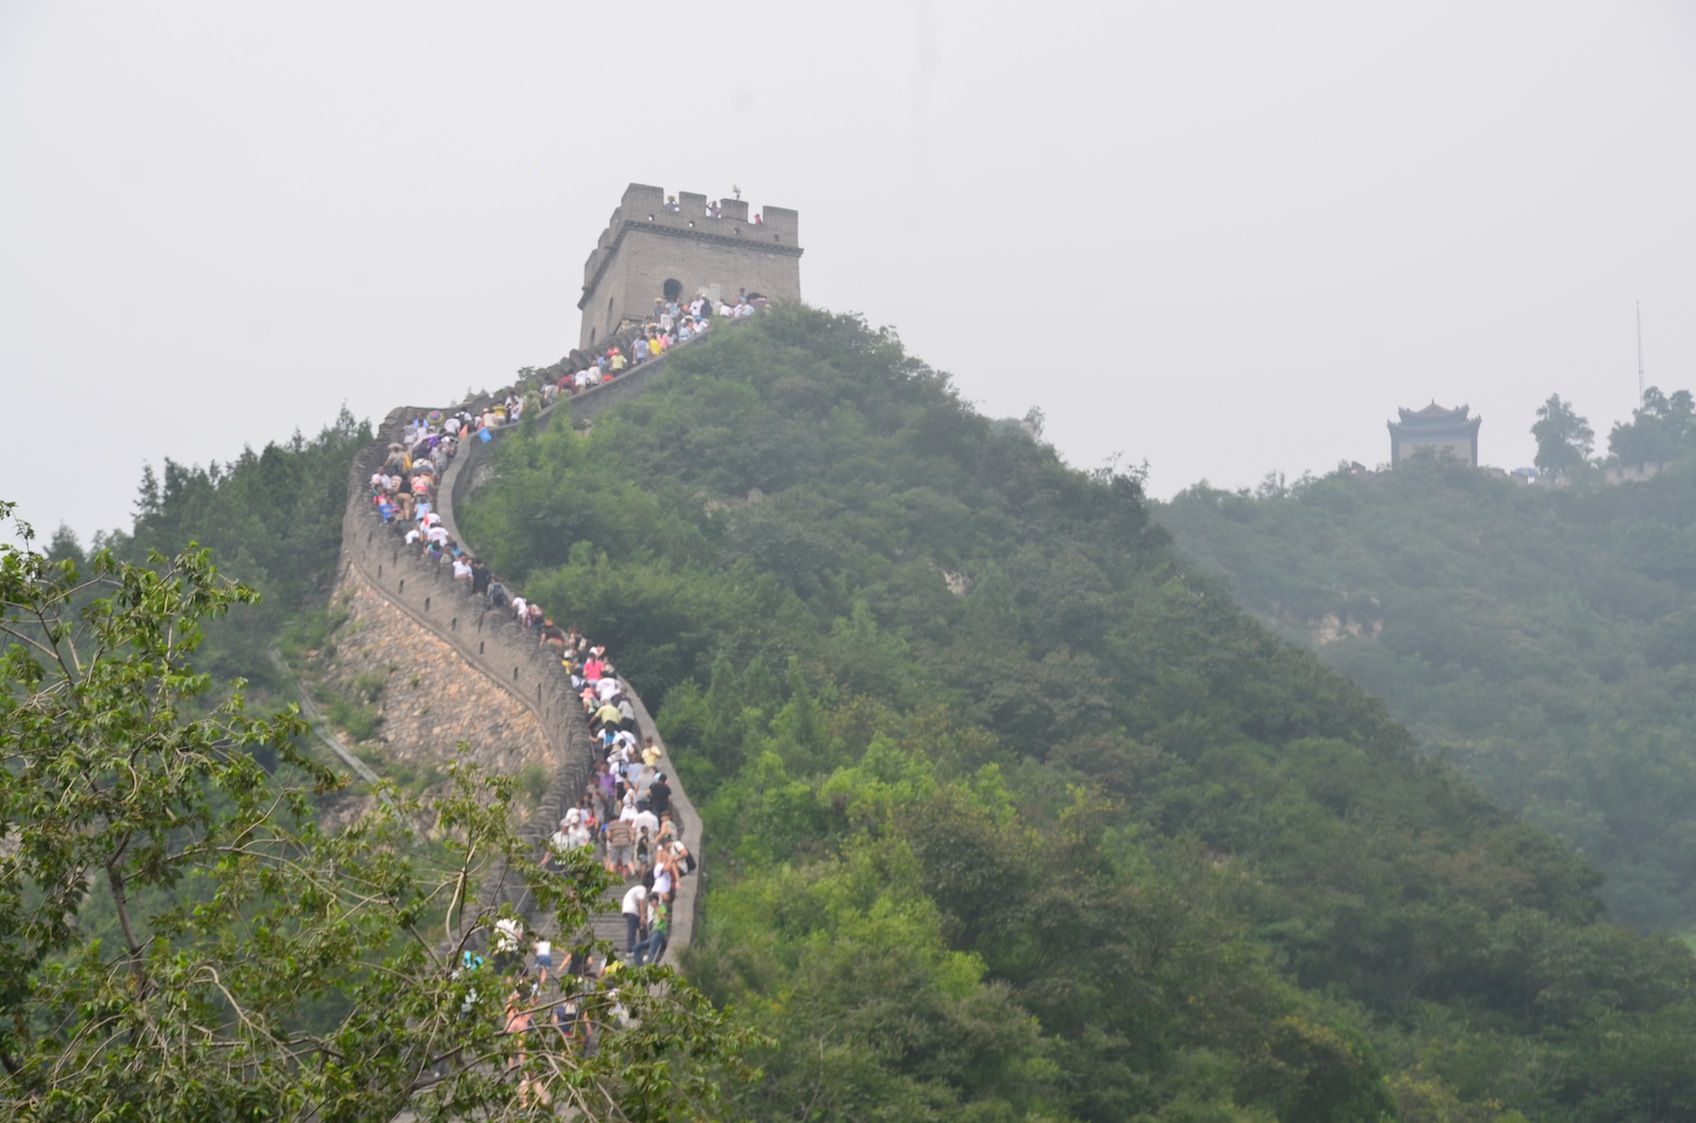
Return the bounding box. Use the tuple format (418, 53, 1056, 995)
(427, 410, 444, 425)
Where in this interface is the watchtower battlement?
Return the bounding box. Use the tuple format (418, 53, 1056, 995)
(576, 182, 803, 349)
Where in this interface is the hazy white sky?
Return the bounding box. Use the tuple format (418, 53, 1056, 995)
(4, 1, 1694, 541)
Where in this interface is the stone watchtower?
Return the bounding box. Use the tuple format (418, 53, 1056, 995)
(1387, 402, 1482, 466)
(577, 183, 803, 349)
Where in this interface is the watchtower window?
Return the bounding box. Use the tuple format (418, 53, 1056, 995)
(606, 295, 615, 333)
(662, 277, 683, 301)
(590, 327, 597, 345)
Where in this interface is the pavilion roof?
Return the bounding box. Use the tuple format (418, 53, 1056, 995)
(1396, 402, 1472, 424)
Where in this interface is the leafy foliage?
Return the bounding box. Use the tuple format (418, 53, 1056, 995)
(458, 307, 1696, 1120)
(0, 509, 753, 1121)
(1608, 387, 1696, 468)
(1532, 394, 1593, 477)
(1161, 450, 1696, 937)
(57, 408, 373, 692)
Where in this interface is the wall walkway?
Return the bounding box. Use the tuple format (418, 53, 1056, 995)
(336, 337, 701, 955)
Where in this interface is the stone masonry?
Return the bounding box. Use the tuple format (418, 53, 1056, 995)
(576, 182, 802, 349)
(323, 574, 553, 794)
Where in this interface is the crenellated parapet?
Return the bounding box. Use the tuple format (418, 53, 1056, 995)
(577, 182, 802, 349)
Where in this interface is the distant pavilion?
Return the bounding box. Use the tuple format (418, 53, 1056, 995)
(1387, 403, 1481, 466)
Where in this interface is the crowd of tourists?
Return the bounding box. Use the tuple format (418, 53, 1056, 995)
(662, 192, 770, 226)
(550, 289, 765, 396)
(359, 303, 723, 1064)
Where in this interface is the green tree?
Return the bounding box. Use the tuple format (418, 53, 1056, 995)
(1608, 386, 1696, 467)
(1260, 1017, 1397, 1123)
(0, 504, 752, 1121)
(1531, 394, 1593, 476)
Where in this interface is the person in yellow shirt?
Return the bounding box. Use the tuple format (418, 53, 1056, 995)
(593, 700, 622, 732)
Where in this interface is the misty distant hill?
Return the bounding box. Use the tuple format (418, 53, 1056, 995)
(1160, 455, 1696, 935)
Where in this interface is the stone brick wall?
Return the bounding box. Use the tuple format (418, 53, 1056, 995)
(326, 574, 553, 787)
(577, 182, 802, 348)
(1393, 437, 1474, 464)
(580, 230, 802, 349)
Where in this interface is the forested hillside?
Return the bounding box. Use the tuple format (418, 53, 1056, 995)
(459, 307, 1696, 1122)
(1160, 453, 1696, 937)
(42, 409, 371, 692)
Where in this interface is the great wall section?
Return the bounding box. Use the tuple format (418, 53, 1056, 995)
(327, 180, 803, 970)
(331, 332, 700, 955)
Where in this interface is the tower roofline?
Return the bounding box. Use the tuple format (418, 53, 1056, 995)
(578, 183, 801, 310)
(577, 213, 803, 311)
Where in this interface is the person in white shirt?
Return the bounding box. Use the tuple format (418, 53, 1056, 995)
(493, 916, 523, 972)
(544, 816, 575, 871)
(511, 596, 528, 624)
(620, 883, 648, 954)
(565, 818, 592, 851)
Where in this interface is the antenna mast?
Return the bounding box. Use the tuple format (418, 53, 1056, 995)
(1637, 301, 1645, 409)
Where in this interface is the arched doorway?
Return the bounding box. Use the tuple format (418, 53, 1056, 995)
(662, 277, 683, 301)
